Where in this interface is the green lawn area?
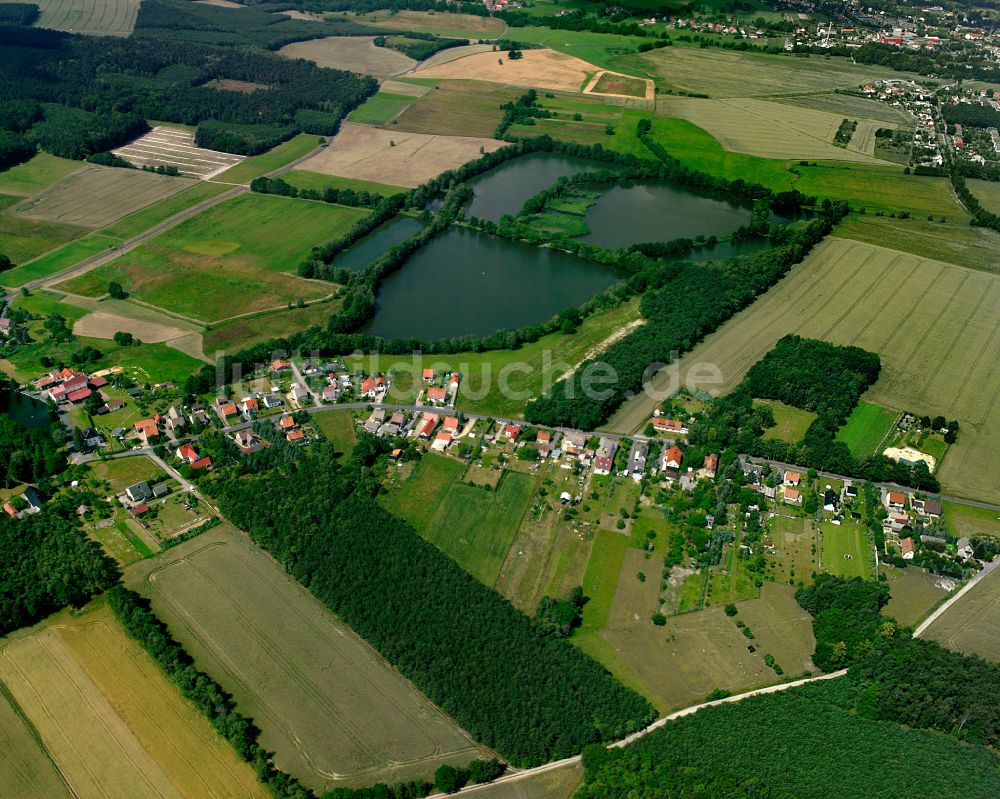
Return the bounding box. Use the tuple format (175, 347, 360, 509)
(215, 134, 320, 184)
(943, 500, 1000, 539)
(821, 520, 870, 580)
(707, 540, 760, 606)
(579, 529, 631, 634)
(57, 194, 365, 322)
(348, 92, 414, 125)
(1, 234, 122, 289)
(2, 334, 204, 384)
(423, 470, 537, 586)
(0, 211, 88, 265)
(381, 452, 467, 532)
(836, 400, 898, 459)
(0, 153, 82, 197)
(755, 399, 817, 444)
(90, 517, 148, 566)
(100, 181, 231, 240)
(281, 170, 407, 197)
(312, 408, 358, 454)
(87, 456, 165, 493)
(202, 299, 341, 354)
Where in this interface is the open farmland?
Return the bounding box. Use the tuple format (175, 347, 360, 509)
(0, 153, 82, 197)
(0, 212, 85, 265)
(0, 0, 141, 35)
(11, 164, 195, 229)
(621, 47, 921, 98)
(297, 122, 504, 187)
(657, 97, 892, 162)
(0, 684, 73, 799)
(391, 80, 520, 138)
(278, 36, 414, 80)
(113, 126, 245, 178)
(414, 48, 600, 94)
(0, 603, 268, 799)
(607, 237, 1000, 504)
(125, 525, 487, 792)
(773, 92, 915, 126)
(923, 564, 1000, 662)
(359, 9, 504, 39)
(56, 193, 364, 322)
(587, 71, 653, 100)
(883, 566, 949, 628)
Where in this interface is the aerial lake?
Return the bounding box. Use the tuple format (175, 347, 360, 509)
(581, 181, 753, 250)
(334, 216, 423, 271)
(361, 228, 623, 340)
(465, 152, 607, 222)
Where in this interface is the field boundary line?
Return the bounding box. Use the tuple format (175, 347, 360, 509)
(913, 556, 1000, 638)
(0, 678, 81, 799)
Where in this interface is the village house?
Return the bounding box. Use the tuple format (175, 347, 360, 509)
(886, 512, 910, 533)
(165, 405, 186, 434)
(536, 430, 552, 458)
(885, 491, 907, 511)
(422, 368, 435, 383)
(177, 443, 200, 465)
(125, 481, 152, 504)
(500, 423, 521, 442)
(913, 498, 942, 519)
(188, 406, 211, 427)
(784, 470, 801, 487)
(652, 417, 687, 435)
(219, 402, 240, 421)
(562, 431, 589, 461)
(627, 441, 648, 482)
(416, 413, 439, 439)
(288, 383, 310, 404)
(660, 445, 683, 480)
(432, 432, 452, 452)
(783, 487, 802, 506)
(234, 429, 261, 454)
(702, 453, 718, 479)
(322, 384, 340, 403)
(262, 393, 284, 410)
(241, 397, 259, 417)
(134, 415, 161, 446)
(279, 415, 297, 433)
(271, 359, 290, 372)
(900, 536, 916, 559)
(287, 429, 306, 443)
(426, 386, 448, 405)
(442, 416, 461, 435)
(2, 486, 43, 519)
(361, 376, 387, 399)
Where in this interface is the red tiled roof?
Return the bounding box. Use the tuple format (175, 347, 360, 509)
(190, 456, 212, 470)
(67, 388, 92, 402)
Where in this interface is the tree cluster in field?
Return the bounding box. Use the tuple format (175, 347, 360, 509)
(0, 2, 377, 162)
(212, 439, 655, 766)
(575, 676, 1000, 799)
(373, 31, 468, 61)
(494, 89, 555, 138)
(535, 586, 586, 637)
(251, 176, 392, 209)
(689, 335, 940, 491)
(0, 506, 119, 637)
(953, 172, 1000, 234)
(833, 118, 857, 147)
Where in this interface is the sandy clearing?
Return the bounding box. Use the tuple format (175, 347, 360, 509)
(72, 311, 190, 343)
(297, 122, 504, 187)
(415, 48, 599, 93)
(279, 36, 415, 81)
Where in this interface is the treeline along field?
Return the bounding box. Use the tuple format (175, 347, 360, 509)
(214, 439, 656, 766)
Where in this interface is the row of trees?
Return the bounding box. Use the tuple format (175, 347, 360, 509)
(524, 211, 842, 430)
(214, 440, 655, 766)
(251, 176, 396, 209)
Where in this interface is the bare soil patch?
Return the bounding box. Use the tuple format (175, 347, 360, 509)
(298, 122, 503, 187)
(203, 78, 273, 93)
(279, 36, 415, 81)
(415, 48, 600, 93)
(114, 126, 245, 179)
(72, 310, 190, 343)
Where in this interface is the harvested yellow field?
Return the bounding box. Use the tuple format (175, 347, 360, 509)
(607, 237, 1000, 504)
(416, 43, 495, 69)
(0, 604, 267, 799)
(361, 9, 505, 39)
(657, 97, 890, 162)
(0, 687, 71, 799)
(415, 48, 598, 93)
(278, 36, 414, 81)
(72, 310, 191, 343)
(298, 122, 504, 187)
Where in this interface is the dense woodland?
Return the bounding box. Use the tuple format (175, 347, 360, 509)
(0, 507, 119, 637)
(689, 336, 939, 491)
(577, 678, 1000, 799)
(0, 1, 377, 159)
(213, 439, 655, 766)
